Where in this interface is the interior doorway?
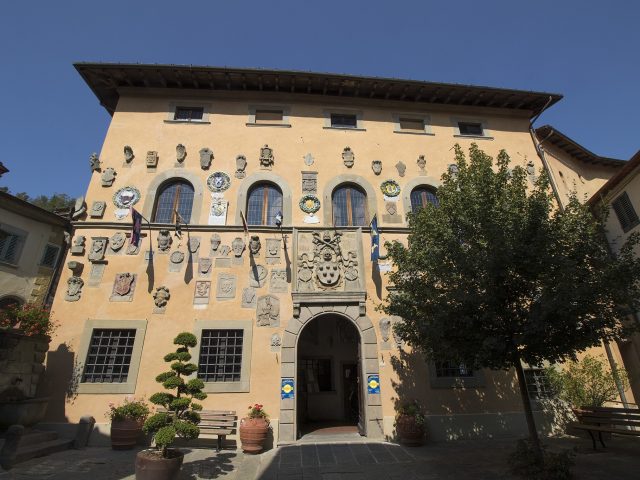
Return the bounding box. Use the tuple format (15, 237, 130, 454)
(296, 314, 363, 438)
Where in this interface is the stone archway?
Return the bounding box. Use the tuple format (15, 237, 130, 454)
(278, 303, 383, 444)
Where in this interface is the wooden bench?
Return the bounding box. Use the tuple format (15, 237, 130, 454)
(571, 406, 640, 450)
(157, 409, 237, 452)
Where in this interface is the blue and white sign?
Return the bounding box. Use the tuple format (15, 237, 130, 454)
(281, 378, 295, 399)
(367, 375, 380, 394)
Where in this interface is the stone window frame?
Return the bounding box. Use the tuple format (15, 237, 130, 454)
(0, 224, 28, 267)
(164, 101, 212, 124)
(451, 117, 494, 140)
(322, 109, 366, 131)
(191, 319, 253, 393)
(246, 104, 292, 128)
(142, 170, 205, 225)
(392, 113, 434, 136)
(400, 176, 442, 222)
(322, 175, 377, 226)
(235, 172, 293, 227)
(428, 361, 486, 389)
(76, 319, 148, 394)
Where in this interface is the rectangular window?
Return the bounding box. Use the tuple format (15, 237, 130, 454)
(39, 244, 60, 268)
(524, 368, 552, 400)
(331, 113, 357, 128)
(174, 106, 204, 121)
(81, 329, 136, 383)
(197, 329, 244, 382)
(435, 360, 474, 378)
(255, 109, 284, 124)
(299, 358, 333, 392)
(612, 192, 639, 232)
(458, 122, 484, 136)
(399, 117, 425, 132)
(0, 232, 24, 265)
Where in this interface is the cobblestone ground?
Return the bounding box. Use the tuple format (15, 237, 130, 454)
(1, 436, 639, 479)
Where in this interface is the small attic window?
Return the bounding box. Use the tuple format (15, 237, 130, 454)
(174, 106, 204, 121)
(458, 122, 484, 136)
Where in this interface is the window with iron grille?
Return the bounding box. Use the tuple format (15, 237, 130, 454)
(612, 192, 639, 232)
(458, 122, 484, 136)
(174, 106, 204, 121)
(255, 109, 284, 124)
(330, 113, 357, 128)
(198, 329, 244, 382)
(410, 186, 439, 212)
(332, 185, 368, 227)
(299, 358, 333, 392)
(524, 368, 553, 400)
(39, 244, 60, 268)
(81, 329, 136, 383)
(435, 360, 474, 378)
(0, 232, 24, 265)
(153, 180, 195, 223)
(399, 117, 425, 132)
(246, 183, 283, 226)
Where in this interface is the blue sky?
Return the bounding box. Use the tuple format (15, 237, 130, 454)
(1, 0, 638, 198)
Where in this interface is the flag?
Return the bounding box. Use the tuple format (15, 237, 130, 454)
(240, 210, 249, 237)
(370, 215, 380, 262)
(130, 208, 143, 247)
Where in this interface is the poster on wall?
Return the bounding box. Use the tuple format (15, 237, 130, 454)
(281, 378, 295, 399)
(367, 375, 380, 394)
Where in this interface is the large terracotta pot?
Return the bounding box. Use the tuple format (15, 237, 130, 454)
(135, 449, 183, 480)
(239, 417, 269, 453)
(111, 418, 143, 450)
(396, 414, 425, 446)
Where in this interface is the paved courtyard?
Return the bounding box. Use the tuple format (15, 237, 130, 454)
(1, 436, 639, 479)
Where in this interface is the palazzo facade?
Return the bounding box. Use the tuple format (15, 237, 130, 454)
(43, 64, 634, 444)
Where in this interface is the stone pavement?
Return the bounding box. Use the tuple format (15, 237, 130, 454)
(1, 436, 639, 479)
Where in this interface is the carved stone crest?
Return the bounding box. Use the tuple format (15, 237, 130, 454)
(270, 269, 288, 293)
(301, 171, 318, 194)
(206, 172, 231, 192)
(157, 230, 172, 252)
(89, 153, 101, 172)
(90, 201, 106, 218)
(380, 318, 392, 343)
(153, 286, 170, 309)
(65, 276, 84, 302)
(526, 160, 536, 182)
(101, 168, 116, 187)
(113, 186, 141, 209)
(199, 258, 212, 275)
(249, 235, 261, 255)
(448, 164, 459, 179)
(395, 161, 406, 177)
(210, 234, 221, 255)
(109, 232, 126, 252)
(257, 295, 280, 327)
(312, 231, 345, 289)
(111, 273, 136, 300)
(88, 238, 108, 262)
(235, 155, 247, 179)
(296, 253, 314, 292)
(241, 287, 257, 308)
(170, 251, 185, 264)
(386, 202, 397, 216)
(417, 155, 426, 171)
(271, 333, 281, 348)
(146, 151, 158, 168)
(249, 264, 268, 287)
(232, 237, 245, 257)
(342, 147, 354, 168)
(124, 146, 134, 164)
(199, 148, 213, 170)
(216, 273, 236, 300)
(70, 235, 86, 255)
(176, 144, 186, 163)
(303, 153, 314, 166)
(371, 160, 382, 175)
(259, 144, 274, 170)
(72, 197, 87, 220)
(194, 281, 210, 305)
(265, 238, 281, 265)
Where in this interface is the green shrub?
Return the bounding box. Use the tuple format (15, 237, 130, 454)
(0, 304, 57, 337)
(509, 440, 575, 480)
(142, 332, 207, 457)
(106, 398, 150, 422)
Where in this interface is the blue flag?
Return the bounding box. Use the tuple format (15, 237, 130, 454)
(370, 215, 379, 261)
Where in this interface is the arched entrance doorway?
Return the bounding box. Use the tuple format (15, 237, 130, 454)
(297, 314, 363, 437)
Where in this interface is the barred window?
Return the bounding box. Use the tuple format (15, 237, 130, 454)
(153, 180, 194, 223)
(612, 192, 639, 233)
(332, 185, 368, 227)
(435, 361, 474, 378)
(330, 113, 357, 128)
(299, 358, 333, 392)
(198, 329, 244, 382)
(174, 106, 204, 121)
(0, 232, 24, 265)
(82, 329, 136, 383)
(39, 244, 60, 268)
(458, 122, 484, 136)
(255, 109, 284, 124)
(524, 368, 553, 400)
(246, 183, 283, 226)
(399, 117, 425, 132)
(410, 186, 439, 212)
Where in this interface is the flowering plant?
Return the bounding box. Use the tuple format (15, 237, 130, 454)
(106, 398, 150, 422)
(0, 304, 57, 337)
(246, 403, 268, 419)
(395, 401, 425, 426)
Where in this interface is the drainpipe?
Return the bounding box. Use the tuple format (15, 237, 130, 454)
(529, 97, 565, 212)
(604, 341, 630, 408)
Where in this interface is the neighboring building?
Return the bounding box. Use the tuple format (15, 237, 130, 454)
(587, 150, 640, 401)
(0, 190, 69, 309)
(43, 63, 632, 445)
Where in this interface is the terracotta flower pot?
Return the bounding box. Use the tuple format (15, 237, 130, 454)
(135, 449, 183, 480)
(239, 417, 269, 453)
(396, 414, 425, 446)
(111, 418, 143, 450)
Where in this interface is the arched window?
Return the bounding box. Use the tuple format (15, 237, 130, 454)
(246, 183, 283, 226)
(332, 184, 368, 226)
(410, 186, 439, 212)
(153, 180, 195, 223)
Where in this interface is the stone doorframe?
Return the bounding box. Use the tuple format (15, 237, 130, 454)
(278, 296, 383, 444)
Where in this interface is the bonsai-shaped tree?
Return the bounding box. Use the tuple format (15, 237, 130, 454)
(143, 332, 207, 457)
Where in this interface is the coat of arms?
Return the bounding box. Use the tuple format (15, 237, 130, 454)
(113, 273, 135, 296)
(312, 231, 346, 289)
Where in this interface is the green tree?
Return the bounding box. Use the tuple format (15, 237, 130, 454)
(383, 144, 640, 456)
(0, 187, 73, 213)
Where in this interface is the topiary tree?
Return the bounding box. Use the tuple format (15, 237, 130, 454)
(143, 332, 207, 457)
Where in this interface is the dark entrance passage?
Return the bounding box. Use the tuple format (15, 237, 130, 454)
(297, 314, 362, 438)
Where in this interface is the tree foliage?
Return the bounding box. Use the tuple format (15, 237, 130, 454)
(0, 187, 73, 213)
(143, 332, 207, 457)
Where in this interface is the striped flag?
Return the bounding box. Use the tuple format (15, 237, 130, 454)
(130, 208, 143, 247)
(370, 215, 380, 262)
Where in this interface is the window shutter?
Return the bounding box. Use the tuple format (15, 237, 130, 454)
(612, 192, 639, 232)
(40, 244, 60, 268)
(0, 234, 20, 263)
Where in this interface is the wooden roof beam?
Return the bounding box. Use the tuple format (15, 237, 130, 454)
(275, 76, 279, 92)
(414, 87, 424, 102)
(322, 78, 328, 95)
(369, 83, 378, 98)
(290, 76, 296, 93)
(385, 84, 395, 100)
(242, 74, 247, 90)
(225, 73, 231, 90)
(258, 75, 263, 91)
(307, 77, 312, 94)
(400, 85, 409, 100)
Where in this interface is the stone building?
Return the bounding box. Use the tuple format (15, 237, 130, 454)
(43, 63, 634, 444)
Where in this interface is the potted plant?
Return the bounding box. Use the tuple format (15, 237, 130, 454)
(136, 333, 207, 480)
(395, 402, 426, 446)
(106, 398, 150, 450)
(239, 403, 270, 453)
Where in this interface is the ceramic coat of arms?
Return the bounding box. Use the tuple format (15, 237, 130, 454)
(113, 186, 141, 208)
(380, 180, 401, 197)
(206, 172, 231, 192)
(299, 195, 321, 214)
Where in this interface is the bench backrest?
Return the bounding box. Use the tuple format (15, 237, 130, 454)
(573, 408, 640, 428)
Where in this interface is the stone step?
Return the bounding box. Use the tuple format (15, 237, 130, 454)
(18, 430, 58, 447)
(14, 438, 73, 464)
